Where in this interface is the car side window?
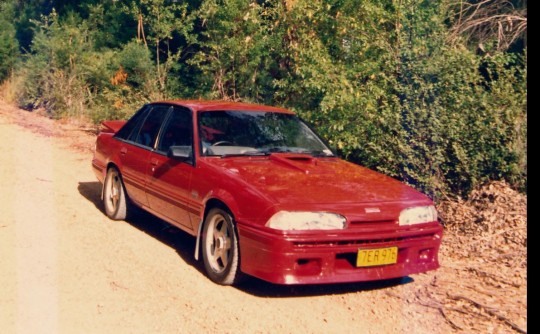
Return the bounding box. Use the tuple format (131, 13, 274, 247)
(156, 106, 193, 154)
(115, 104, 150, 140)
(128, 105, 170, 148)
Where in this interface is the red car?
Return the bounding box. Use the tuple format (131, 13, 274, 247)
(92, 100, 443, 285)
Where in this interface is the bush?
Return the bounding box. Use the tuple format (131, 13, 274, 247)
(88, 40, 160, 124)
(5, 0, 527, 199)
(13, 12, 158, 123)
(260, 0, 527, 199)
(15, 11, 101, 118)
(0, 5, 20, 83)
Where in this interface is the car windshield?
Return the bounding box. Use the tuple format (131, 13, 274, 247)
(199, 110, 334, 157)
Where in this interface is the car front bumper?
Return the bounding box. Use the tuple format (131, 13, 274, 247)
(238, 222, 443, 285)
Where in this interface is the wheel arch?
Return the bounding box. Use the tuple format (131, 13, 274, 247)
(203, 198, 234, 219)
(194, 197, 238, 261)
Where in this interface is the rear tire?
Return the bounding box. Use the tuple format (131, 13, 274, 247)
(201, 208, 241, 285)
(103, 167, 128, 220)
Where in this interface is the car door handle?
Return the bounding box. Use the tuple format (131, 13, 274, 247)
(120, 147, 127, 155)
(150, 158, 159, 172)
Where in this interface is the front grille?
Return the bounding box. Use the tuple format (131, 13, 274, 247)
(349, 220, 396, 225)
(292, 232, 435, 248)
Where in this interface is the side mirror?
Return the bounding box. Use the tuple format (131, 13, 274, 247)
(167, 146, 192, 161)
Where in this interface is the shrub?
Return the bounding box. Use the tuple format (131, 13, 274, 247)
(0, 4, 20, 83)
(6, 0, 527, 199)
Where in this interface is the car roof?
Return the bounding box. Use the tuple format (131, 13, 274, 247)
(152, 100, 295, 114)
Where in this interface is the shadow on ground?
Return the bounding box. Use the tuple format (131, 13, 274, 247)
(78, 181, 413, 297)
(236, 276, 413, 298)
(78, 181, 103, 211)
(77, 181, 206, 277)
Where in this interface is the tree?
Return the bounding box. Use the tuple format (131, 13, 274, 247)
(123, 0, 191, 94)
(187, 0, 284, 101)
(447, 0, 527, 52)
(4, 0, 526, 197)
(0, 1, 20, 82)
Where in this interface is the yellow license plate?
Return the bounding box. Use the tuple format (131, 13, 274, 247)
(356, 247, 398, 267)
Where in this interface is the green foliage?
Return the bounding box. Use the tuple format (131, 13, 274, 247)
(0, 2, 20, 82)
(186, 0, 282, 101)
(4, 0, 527, 198)
(90, 40, 160, 124)
(117, 40, 156, 90)
(259, 0, 526, 198)
(16, 11, 98, 117)
(85, 1, 136, 50)
(122, 0, 191, 93)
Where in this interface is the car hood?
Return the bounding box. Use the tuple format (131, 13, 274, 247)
(205, 154, 429, 206)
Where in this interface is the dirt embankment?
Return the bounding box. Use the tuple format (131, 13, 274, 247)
(0, 100, 527, 333)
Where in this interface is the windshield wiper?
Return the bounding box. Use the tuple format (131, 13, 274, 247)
(261, 146, 335, 157)
(219, 147, 335, 158)
(219, 151, 269, 158)
(306, 150, 336, 157)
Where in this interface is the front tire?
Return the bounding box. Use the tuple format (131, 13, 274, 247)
(103, 167, 128, 220)
(201, 208, 241, 285)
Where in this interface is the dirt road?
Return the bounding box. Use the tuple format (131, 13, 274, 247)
(0, 101, 526, 333)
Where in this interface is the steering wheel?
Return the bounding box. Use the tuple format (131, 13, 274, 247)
(211, 141, 233, 146)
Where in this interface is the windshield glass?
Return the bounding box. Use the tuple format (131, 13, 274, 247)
(198, 110, 334, 157)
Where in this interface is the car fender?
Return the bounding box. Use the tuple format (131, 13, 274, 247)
(101, 151, 125, 200)
(201, 188, 242, 219)
(193, 190, 239, 261)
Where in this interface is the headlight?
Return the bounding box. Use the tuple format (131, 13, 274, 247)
(265, 211, 346, 230)
(399, 206, 437, 226)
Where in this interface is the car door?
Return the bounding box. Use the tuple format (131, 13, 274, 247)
(119, 105, 170, 207)
(145, 106, 195, 230)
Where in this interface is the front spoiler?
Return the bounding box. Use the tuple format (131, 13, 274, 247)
(237, 222, 443, 285)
